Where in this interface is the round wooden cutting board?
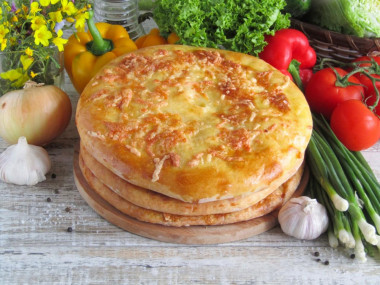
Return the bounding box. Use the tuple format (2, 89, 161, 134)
(73, 150, 309, 244)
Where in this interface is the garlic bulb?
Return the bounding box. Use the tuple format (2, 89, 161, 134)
(278, 196, 329, 240)
(0, 137, 51, 185)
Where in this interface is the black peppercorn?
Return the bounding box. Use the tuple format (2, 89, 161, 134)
(350, 254, 356, 259)
(47, 197, 52, 202)
(324, 260, 329, 265)
(51, 173, 56, 179)
(314, 251, 320, 257)
(65, 207, 71, 213)
(67, 227, 73, 232)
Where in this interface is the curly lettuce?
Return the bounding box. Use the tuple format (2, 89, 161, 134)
(153, 0, 290, 55)
(308, 0, 380, 38)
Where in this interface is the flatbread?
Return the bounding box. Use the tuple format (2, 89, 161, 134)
(77, 45, 312, 202)
(80, 143, 304, 215)
(79, 154, 302, 227)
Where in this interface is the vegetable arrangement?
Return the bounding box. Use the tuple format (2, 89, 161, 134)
(283, 46, 380, 260)
(307, 115, 380, 261)
(305, 56, 380, 151)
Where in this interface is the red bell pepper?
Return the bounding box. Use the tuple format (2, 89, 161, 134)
(259, 28, 316, 84)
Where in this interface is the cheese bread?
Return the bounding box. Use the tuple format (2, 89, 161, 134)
(76, 45, 312, 202)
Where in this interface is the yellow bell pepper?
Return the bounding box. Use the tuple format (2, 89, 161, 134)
(64, 10, 137, 93)
(135, 28, 168, 49)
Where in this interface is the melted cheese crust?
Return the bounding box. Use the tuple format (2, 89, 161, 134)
(77, 45, 312, 202)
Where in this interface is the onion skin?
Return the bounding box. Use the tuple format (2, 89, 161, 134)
(0, 85, 72, 146)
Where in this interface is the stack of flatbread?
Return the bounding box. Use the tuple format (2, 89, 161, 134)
(76, 45, 312, 227)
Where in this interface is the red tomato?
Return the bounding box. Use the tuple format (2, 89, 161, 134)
(305, 67, 364, 119)
(352, 56, 380, 96)
(330, 100, 380, 151)
(364, 90, 380, 117)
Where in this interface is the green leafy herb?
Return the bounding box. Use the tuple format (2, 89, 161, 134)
(153, 0, 290, 55)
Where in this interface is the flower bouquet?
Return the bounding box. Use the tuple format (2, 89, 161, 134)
(0, 0, 90, 96)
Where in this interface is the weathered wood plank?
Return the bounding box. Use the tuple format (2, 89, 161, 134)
(1, 245, 379, 284)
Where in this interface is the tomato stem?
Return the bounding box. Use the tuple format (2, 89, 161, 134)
(330, 66, 362, 88)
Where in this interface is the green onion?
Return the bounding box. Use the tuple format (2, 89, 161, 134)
(307, 138, 349, 211)
(352, 221, 367, 262)
(306, 113, 380, 260)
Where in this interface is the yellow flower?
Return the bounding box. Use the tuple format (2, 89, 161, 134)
(49, 11, 63, 24)
(0, 38, 7, 51)
(30, 71, 38, 78)
(34, 25, 52, 46)
(11, 15, 18, 23)
(20, 55, 34, 70)
(40, 0, 50, 7)
(0, 25, 9, 39)
(40, 0, 60, 6)
(31, 15, 46, 31)
(75, 11, 89, 32)
(30, 2, 42, 15)
(0, 68, 29, 87)
(66, 17, 75, 23)
(52, 29, 68, 51)
(25, 48, 34, 57)
(0, 68, 23, 81)
(61, 0, 77, 16)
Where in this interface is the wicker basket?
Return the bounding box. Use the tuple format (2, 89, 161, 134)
(291, 19, 380, 62)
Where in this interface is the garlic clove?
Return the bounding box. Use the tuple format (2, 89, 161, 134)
(0, 137, 51, 185)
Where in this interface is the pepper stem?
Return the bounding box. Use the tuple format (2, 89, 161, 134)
(86, 10, 113, 56)
(288, 59, 304, 92)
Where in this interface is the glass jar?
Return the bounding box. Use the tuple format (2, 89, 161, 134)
(0, 46, 64, 96)
(93, 0, 145, 40)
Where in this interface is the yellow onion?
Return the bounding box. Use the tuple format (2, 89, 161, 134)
(0, 81, 72, 146)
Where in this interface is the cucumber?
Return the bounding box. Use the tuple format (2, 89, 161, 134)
(284, 0, 311, 18)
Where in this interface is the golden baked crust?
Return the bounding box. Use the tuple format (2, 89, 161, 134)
(80, 143, 304, 215)
(77, 45, 312, 202)
(79, 154, 302, 227)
